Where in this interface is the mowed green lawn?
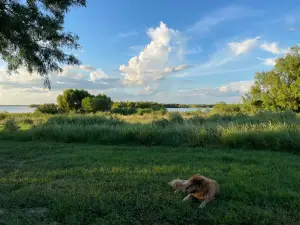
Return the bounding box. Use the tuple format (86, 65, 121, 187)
(0, 142, 300, 225)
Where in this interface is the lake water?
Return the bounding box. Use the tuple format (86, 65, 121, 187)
(166, 108, 211, 113)
(0, 106, 35, 113)
(0, 106, 210, 113)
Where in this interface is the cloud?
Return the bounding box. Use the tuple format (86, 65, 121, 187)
(89, 69, 108, 82)
(187, 5, 253, 34)
(164, 64, 191, 73)
(289, 27, 300, 31)
(256, 57, 277, 66)
(184, 44, 247, 77)
(220, 80, 254, 94)
(20, 87, 51, 93)
(137, 86, 155, 95)
(228, 36, 261, 55)
(177, 80, 253, 101)
(79, 65, 94, 71)
(116, 31, 138, 38)
(260, 42, 288, 54)
(260, 42, 280, 54)
(0, 63, 119, 94)
(120, 22, 188, 86)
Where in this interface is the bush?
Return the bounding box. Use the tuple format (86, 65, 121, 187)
(0, 112, 8, 121)
(253, 110, 296, 122)
(22, 118, 34, 125)
(4, 119, 20, 132)
(210, 103, 244, 115)
(137, 108, 153, 115)
(152, 118, 169, 127)
(188, 116, 206, 124)
(35, 103, 59, 114)
(168, 112, 184, 124)
(111, 107, 137, 115)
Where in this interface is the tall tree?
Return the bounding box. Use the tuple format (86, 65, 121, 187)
(57, 89, 91, 112)
(243, 46, 300, 112)
(82, 94, 113, 113)
(0, 0, 86, 88)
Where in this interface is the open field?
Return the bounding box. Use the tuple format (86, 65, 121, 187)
(1, 111, 299, 224)
(0, 111, 300, 151)
(0, 141, 300, 225)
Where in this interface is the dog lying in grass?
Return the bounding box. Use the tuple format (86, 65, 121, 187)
(169, 174, 219, 208)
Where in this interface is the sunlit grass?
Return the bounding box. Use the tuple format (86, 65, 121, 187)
(0, 141, 299, 224)
(1, 112, 300, 151)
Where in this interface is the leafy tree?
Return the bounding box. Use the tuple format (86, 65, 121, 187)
(35, 103, 59, 114)
(57, 89, 91, 112)
(243, 46, 300, 112)
(0, 0, 86, 88)
(82, 94, 112, 113)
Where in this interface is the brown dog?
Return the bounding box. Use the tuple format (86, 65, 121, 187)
(182, 174, 219, 208)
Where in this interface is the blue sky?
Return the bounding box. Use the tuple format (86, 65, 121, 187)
(1, 0, 300, 104)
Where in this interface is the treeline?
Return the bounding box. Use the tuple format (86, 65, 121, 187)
(163, 104, 214, 108)
(112, 101, 166, 115)
(29, 104, 40, 108)
(33, 89, 167, 115)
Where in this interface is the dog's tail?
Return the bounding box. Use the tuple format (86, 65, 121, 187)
(168, 179, 180, 187)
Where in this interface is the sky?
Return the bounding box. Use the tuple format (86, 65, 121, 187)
(1, 0, 300, 105)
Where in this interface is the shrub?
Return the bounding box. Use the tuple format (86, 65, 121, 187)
(188, 116, 206, 124)
(35, 103, 59, 114)
(210, 103, 243, 115)
(22, 118, 34, 125)
(137, 108, 153, 115)
(253, 110, 296, 122)
(4, 119, 20, 132)
(168, 112, 184, 124)
(111, 107, 137, 115)
(152, 118, 169, 127)
(0, 112, 8, 121)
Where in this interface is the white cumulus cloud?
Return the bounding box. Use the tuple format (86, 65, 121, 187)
(89, 69, 108, 82)
(120, 22, 188, 87)
(228, 36, 261, 55)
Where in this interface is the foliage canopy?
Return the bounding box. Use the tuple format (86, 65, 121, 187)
(0, 0, 86, 88)
(244, 46, 300, 112)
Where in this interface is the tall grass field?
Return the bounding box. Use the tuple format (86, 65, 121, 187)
(0, 111, 299, 151)
(0, 111, 300, 224)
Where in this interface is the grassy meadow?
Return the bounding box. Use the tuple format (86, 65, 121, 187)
(0, 110, 300, 224)
(0, 110, 300, 151)
(1, 141, 300, 225)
